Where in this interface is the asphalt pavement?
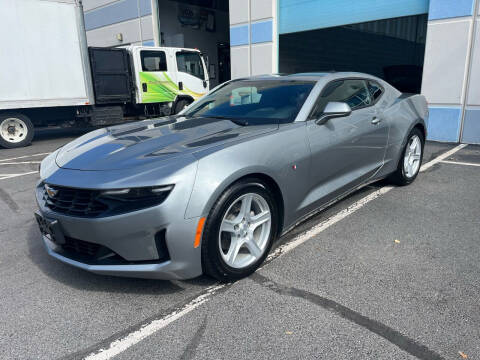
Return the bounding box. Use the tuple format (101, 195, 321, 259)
(0, 130, 479, 360)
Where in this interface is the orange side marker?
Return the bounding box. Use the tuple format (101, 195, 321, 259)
(194, 217, 206, 248)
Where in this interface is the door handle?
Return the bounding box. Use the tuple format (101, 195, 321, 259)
(371, 117, 381, 125)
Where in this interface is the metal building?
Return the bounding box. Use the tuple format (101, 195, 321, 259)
(83, 0, 480, 143)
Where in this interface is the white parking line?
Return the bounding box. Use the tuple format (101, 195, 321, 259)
(0, 171, 38, 180)
(0, 161, 42, 165)
(83, 143, 468, 360)
(441, 160, 480, 167)
(0, 152, 50, 162)
(85, 285, 225, 360)
(419, 144, 468, 172)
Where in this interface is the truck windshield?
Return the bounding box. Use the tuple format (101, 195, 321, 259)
(183, 80, 315, 124)
(176, 52, 205, 80)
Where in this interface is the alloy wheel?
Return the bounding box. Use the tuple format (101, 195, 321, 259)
(403, 134, 422, 178)
(218, 193, 271, 269)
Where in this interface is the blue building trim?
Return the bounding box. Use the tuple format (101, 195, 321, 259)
(251, 20, 273, 44)
(461, 109, 480, 144)
(142, 40, 155, 46)
(426, 107, 462, 142)
(84, 0, 152, 31)
(230, 24, 249, 46)
(279, 0, 429, 34)
(428, 0, 475, 20)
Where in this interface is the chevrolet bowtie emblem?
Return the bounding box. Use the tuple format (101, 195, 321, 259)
(45, 185, 59, 198)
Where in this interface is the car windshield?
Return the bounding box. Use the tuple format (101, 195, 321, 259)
(183, 80, 315, 124)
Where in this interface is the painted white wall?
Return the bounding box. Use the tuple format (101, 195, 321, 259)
(229, 0, 249, 24)
(421, 19, 471, 105)
(231, 46, 250, 78)
(251, 0, 273, 21)
(467, 19, 480, 106)
(251, 43, 273, 75)
(229, 0, 278, 79)
(86, 17, 145, 46)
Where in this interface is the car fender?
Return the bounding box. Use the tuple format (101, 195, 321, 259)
(184, 123, 311, 227)
(184, 158, 283, 221)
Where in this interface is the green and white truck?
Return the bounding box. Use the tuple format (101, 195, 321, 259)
(0, 0, 210, 148)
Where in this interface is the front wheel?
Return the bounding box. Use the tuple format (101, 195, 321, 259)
(173, 99, 190, 115)
(388, 127, 424, 186)
(201, 178, 279, 282)
(0, 113, 34, 148)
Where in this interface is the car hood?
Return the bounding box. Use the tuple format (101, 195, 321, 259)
(55, 116, 278, 171)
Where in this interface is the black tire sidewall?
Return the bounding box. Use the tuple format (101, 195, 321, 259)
(0, 113, 34, 149)
(202, 179, 278, 281)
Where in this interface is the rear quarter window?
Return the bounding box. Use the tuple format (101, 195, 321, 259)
(368, 81, 384, 102)
(141, 51, 167, 72)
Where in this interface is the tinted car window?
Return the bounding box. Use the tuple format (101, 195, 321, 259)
(311, 79, 371, 118)
(368, 81, 383, 102)
(183, 80, 315, 123)
(141, 51, 167, 72)
(176, 52, 205, 80)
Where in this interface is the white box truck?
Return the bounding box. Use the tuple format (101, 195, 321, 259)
(0, 0, 210, 148)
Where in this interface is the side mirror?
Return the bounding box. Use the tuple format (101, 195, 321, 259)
(316, 102, 352, 125)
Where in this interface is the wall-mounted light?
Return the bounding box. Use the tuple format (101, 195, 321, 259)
(116, 33, 123, 42)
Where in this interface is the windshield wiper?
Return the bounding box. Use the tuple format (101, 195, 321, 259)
(207, 115, 248, 126)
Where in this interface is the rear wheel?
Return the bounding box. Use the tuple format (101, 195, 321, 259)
(0, 113, 34, 148)
(202, 178, 278, 281)
(389, 127, 424, 185)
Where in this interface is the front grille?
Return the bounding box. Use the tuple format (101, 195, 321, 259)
(56, 235, 170, 265)
(42, 185, 109, 217)
(59, 236, 126, 265)
(62, 237, 102, 257)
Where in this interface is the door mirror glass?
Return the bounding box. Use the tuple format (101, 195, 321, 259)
(316, 102, 352, 124)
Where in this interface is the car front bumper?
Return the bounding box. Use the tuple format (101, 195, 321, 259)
(35, 185, 204, 280)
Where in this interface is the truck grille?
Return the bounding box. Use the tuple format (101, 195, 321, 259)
(42, 185, 108, 217)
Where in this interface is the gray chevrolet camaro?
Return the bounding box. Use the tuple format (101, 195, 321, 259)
(36, 72, 428, 281)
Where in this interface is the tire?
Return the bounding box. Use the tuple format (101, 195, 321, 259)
(0, 112, 34, 148)
(388, 127, 424, 186)
(201, 178, 279, 282)
(173, 99, 190, 115)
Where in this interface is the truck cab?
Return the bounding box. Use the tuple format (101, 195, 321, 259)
(128, 46, 209, 113)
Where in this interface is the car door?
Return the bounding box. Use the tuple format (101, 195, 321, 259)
(137, 49, 178, 104)
(172, 50, 209, 102)
(304, 78, 388, 210)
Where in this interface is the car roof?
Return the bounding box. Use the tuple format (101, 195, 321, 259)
(238, 72, 382, 83)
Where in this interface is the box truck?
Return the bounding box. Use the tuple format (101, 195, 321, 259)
(0, 0, 210, 148)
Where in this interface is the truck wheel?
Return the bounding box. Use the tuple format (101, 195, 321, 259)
(173, 99, 190, 114)
(0, 113, 34, 148)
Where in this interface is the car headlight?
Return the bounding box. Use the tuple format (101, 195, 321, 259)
(98, 185, 175, 215)
(101, 185, 174, 201)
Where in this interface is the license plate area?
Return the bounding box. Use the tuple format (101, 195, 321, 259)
(35, 212, 66, 245)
